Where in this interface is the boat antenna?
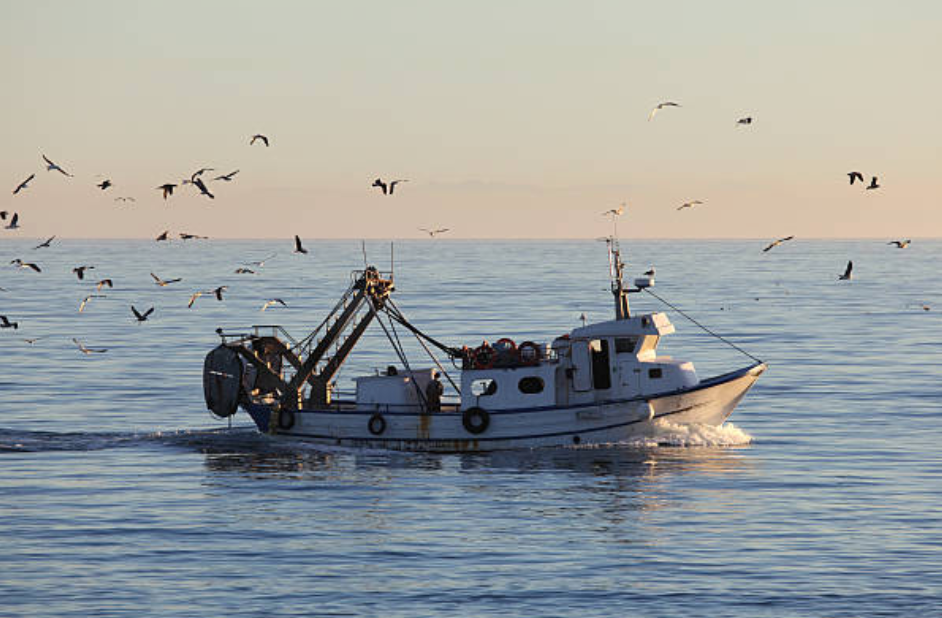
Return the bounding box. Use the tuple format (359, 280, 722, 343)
(390, 241, 395, 282)
(361, 240, 368, 268)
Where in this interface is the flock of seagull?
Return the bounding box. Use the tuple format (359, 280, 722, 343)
(0, 132, 454, 348)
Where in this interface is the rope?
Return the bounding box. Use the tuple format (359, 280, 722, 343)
(370, 299, 429, 408)
(385, 301, 460, 394)
(641, 288, 764, 364)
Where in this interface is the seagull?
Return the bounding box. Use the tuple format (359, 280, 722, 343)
(211, 286, 227, 301)
(192, 177, 215, 199)
(97, 179, 112, 190)
(866, 176, 880, 190)
(371, 178, 388, 194)
(4, 212, 20, 229)
(848, 171, 864, 185)
(131, 305, 155, 323)
(372, 178, 408, 195)
(643, 267, 656, 277)
(157, 184, 177, 199)
(250, 134, 270, 147)
(234, 267, 256, 274)
(736, 117, 753, 125)
(73, 338, 108, 354)
(23, 337, 42, 344)
(648, 101, 681, 121)
(187, 291, 204, 308)
(888, 239, 911, 249)
(0, 315, 18, 329)
(838, 260, 853, 281)
(602, 203, 625, 217)
(260, 298, 287, 311)
(179, 232, 208, 240)
(155, 230, 170, 242)
(762, 235, 795, 252)
(42, 154, 72, 177)
(95, 279, 113, 291)
(151, 273, 182, 286)
(13, 174, 35, 194)
(33, 236, 56, 249)
(294, 235, 308, 254)
(389, 179, 408, 194)
(72, 266, 95, 280)
(213, 170, 240, 182)
(114, 196, 136, 203)
(419, 227, 450, 237)
(79, 294, 106, 313)
(677, 200, 703, 211)
(11, 258, 41, 272)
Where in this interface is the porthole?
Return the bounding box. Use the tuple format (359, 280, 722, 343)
(518, 376, 545, 394)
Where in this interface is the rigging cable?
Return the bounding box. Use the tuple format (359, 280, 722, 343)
(641, 288, 764, 365)
(385, 299, 460, 395)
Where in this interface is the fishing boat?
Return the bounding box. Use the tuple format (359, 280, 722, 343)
(203, 240, 766, 452)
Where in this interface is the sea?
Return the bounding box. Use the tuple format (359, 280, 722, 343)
(1, 238, 940, 618)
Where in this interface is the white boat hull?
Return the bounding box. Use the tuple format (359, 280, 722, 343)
(245, 363, 766, 452)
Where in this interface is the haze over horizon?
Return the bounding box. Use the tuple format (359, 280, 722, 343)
(3, 1, 940, 240)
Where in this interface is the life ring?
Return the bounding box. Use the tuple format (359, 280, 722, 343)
(277, 408, 296, 430)
(493, 337, 519, 366)
(368, 413, 387, 436)
(473, 344, 495, 369)
(462, 407, 490, 435)
(517, 341, 541, 365)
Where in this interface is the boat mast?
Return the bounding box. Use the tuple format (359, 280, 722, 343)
(608, 237, 631, 320)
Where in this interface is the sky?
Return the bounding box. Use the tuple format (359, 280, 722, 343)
(2, 0, 940, 239)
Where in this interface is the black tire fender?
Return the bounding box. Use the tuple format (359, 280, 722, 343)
(277, 408, 296, 431)
(462, 407, 490, 435)
(368, 413, 387, 436)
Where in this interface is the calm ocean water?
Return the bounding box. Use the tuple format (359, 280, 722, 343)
(1, 238, 940, 617)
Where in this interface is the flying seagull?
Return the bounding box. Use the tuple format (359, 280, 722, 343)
(602, 203, 625, 218)
(887, 239, 911, 248)
(643, 267, 656, 277)
(4, 212, 20, 229)
(736, 117, 753, 125)
(838, 260, 853, 281)
(42, 154, 72, 177)
(190, 167, 214, 181)
(13, 174, 35, 194)
(234, 267, 256, 274)
(246, 253, 276, 268)
(762, 235, 795, 252)
(155, 230, 170, 242)
(157, 184, 177, 199)
(11, 258, 41, 272)
(151, 273, 182, 286)
(131, 305, 155, 323)
(95, 279, 113, 291)
(179, 232, 208, 240)
(211, 286, 227, 301)
(419, 227, 450, 237)
(848, 171, 864, 185)
(213, 170, 240, 182)
(79, 294, 106, 313)
(677, 200, 703, 211)
(33, 236, 56, 249)
(0, 315, 18, 329)
(371, 178, 409, 195)
(260, 298, 287, 311)
(866, 176, 880, 190)
(250, 134, 269, 147)
(187, 291, 204, 308)
(294, 235, 308, 254)
(97, 179, 112, 190)
(648, 101, 681, 121)
(389, 179, 408, 194)
(114, 196, 136, 203)
(73, 338, 107, 354)
(72, 265, 95, 280)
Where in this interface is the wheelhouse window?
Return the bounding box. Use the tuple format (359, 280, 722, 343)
(615, 337, 638, 354)
(648, 368, 663, 379)
(518, 376, 544, 394)
(471, 378, 498, 396)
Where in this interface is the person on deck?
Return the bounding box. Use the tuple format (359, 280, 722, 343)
(426, 372, 444, 412)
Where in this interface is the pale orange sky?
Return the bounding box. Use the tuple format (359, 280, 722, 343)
(2, 1, 940, 239)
